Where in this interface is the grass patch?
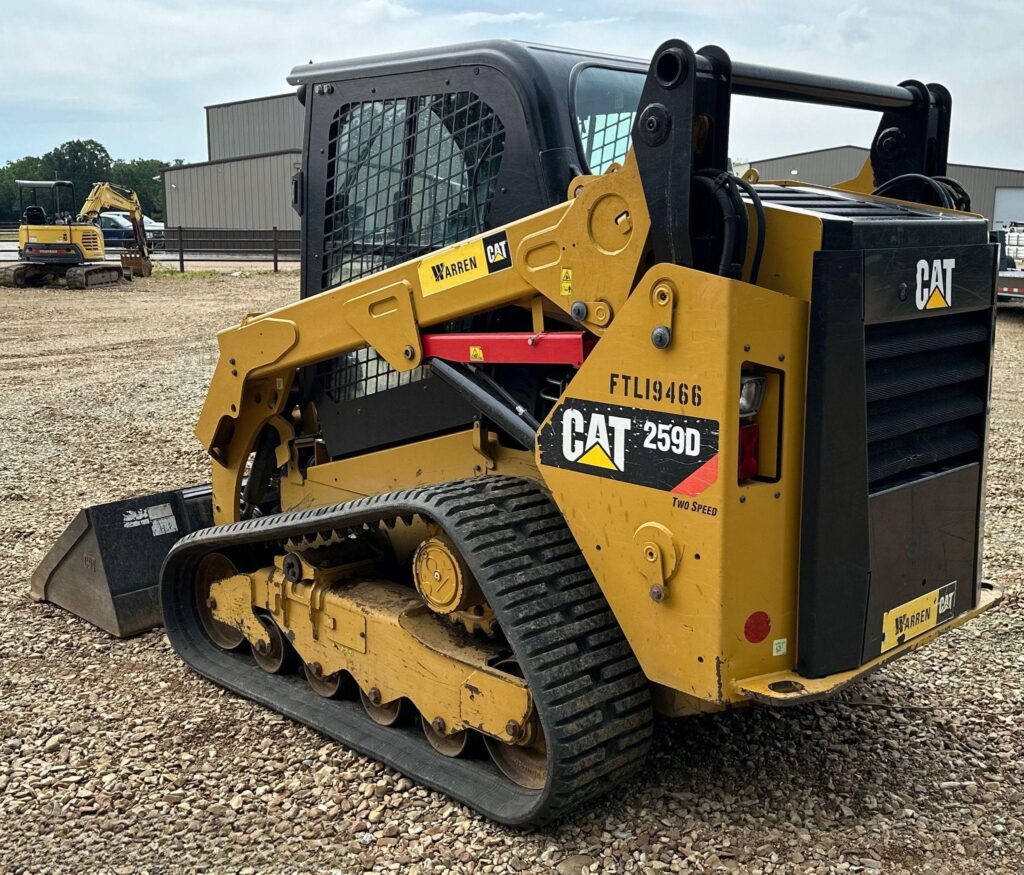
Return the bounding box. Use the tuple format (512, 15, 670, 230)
(150, 267, 224, 280)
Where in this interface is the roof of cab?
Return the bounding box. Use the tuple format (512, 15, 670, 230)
(286, 39, 645, 86)
(15, 180, 74, 188)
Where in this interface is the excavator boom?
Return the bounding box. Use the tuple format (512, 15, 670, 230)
(78, 182, 152, 276)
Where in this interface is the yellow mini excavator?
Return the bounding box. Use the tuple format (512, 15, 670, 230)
(1, 180, 152, 288)
(32, 40, 1000, 824)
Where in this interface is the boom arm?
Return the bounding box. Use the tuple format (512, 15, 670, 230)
(78, 182, 151, 260)
(197, 156, 652, 524)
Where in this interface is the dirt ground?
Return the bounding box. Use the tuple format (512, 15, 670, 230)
(0, 273, 1021, 874)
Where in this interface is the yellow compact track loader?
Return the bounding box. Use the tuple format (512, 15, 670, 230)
(32, 40, 1000, 824)
(2, 180, 152, 288)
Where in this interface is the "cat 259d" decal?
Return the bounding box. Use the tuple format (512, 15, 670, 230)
(538, 399, 720, 495)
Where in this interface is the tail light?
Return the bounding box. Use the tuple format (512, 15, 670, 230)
(738, 373, 766, 481)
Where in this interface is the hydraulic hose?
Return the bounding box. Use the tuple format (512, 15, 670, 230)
(730, 175, 766, 286)
(873, 173, 955, 209)
(691, 173, 744, 280)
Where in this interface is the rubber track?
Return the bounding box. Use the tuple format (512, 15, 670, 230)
(161, 476, 653, 825)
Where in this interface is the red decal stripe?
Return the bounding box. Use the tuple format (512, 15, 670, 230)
(671, 453, 718, 496)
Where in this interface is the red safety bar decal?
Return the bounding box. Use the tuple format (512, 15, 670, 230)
(421, 332, 594, 367)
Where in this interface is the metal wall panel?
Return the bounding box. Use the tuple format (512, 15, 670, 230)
(750, 146, 1024, 228)
(206, 94, 303, 161)
(949, 167, 1024, 229)
(750, 146, 868, 186)
(994, 188, 1024, 230)
(163, 151, 301, 230)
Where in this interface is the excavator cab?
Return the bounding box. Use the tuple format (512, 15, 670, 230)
(18, 179, 77, 226)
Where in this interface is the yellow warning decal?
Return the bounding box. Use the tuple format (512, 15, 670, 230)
(419, 230, 512, 297)
(560, 267, 573, 296)
(881, 582, 956, 653)
(469, 345, 485, 362)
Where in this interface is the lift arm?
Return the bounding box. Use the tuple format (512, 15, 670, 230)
(78, 182, 152, 261)
(196, 155, 652, 524)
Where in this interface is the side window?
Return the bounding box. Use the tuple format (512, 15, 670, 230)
(573, 66, 645, 174)
(321, 91, 506, 291)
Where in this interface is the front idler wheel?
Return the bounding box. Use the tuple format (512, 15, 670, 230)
(194, 553, 245, 651)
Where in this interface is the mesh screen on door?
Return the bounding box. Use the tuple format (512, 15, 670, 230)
(321, 92, 506, 290)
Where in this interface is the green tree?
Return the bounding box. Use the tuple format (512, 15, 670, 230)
(0, 155, 54, 221)
(41, 139, 113, 205)
(110, 158, 167, 220)
(0, 141, 177, 223)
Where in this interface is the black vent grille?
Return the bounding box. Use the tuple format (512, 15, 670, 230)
(319, 345, 427, 404)
(865, 311, 990, 489)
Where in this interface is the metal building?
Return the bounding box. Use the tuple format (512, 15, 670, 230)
(748, 146, 1024, 229)
(206, 94, 304, 161)
(163, 150, 301, 230)
(163, 93, 303, 230)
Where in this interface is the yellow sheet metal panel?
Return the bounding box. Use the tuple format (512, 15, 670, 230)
(734, 586, 1002, 705)
(537, 264, 808, 704)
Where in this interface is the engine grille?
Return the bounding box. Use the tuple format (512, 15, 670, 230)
(80, 230, 101, 253)
(865, 310, 991, 490)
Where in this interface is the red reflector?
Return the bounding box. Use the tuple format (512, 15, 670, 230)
(744, 611, 771, 643)
(738, 422, 759, 481)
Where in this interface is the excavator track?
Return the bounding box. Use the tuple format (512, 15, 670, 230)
(65, 263, 126, 290)
(161, 476, 653, 825)
(0, 263, 49, 287)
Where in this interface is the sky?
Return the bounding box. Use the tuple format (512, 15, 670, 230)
(1, 0, 1022, 168)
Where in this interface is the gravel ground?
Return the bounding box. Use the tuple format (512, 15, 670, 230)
(1, 274, 1021, 875)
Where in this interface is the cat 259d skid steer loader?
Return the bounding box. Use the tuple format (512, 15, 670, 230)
(32, 39, 1000, 824)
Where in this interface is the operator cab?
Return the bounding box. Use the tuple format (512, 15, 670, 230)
(17, 179, 77, 225)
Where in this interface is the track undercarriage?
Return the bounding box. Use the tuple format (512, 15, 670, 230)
(0, 260, 129, 289)
(163, 477, 653, 825)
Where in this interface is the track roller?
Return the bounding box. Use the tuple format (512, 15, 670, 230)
(360, 689, 406, 726)
(303, 662, 348, 698)
(251, 616, 296, 674)
(421, 715, 471, 758)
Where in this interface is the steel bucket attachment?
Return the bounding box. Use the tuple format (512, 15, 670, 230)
(31, 485, 212, 637)
(120, 254, 153, 278)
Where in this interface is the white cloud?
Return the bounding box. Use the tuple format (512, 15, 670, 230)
(837, 4, 871, 45)
(450, 11, 544, 25)
(0, 0, 1022, 167)
(779, 22, 817, 46)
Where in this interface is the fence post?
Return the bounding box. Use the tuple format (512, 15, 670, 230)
(177, 226, 185, 273)
(272, 226, 279, 273)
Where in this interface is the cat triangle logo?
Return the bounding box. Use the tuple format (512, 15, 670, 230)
(561, 408, 630, 473)
(578, 443, 618, 471)
(916, 258, 954, 310)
